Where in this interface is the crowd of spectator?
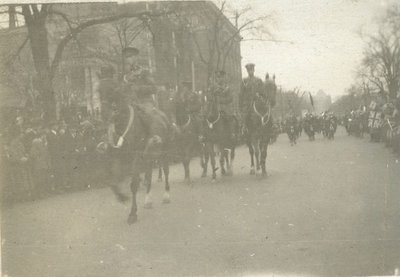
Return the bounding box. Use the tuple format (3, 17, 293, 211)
(342, 96, 400, 155)
(1, 108, 109, 204)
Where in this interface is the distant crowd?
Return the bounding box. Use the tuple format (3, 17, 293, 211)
(342, 97, 400, 155)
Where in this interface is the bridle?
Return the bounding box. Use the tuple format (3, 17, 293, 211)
(253, 101, 271, 126)
(206, 112, 220, 129)
(99, 104, 134, 149)
(181, 114, 191, 129)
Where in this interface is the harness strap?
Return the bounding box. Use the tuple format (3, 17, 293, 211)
(182, 114, 191, 129)
(206, 112, 221, 129)
(112, 105, 134, 148)
(253, 102, 271, 126)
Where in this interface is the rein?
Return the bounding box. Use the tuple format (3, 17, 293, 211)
(253, 101, 271, 126)
(181, 114, 191, 129)
(109, 104, 135, 148)
(206, 112, 221, 129)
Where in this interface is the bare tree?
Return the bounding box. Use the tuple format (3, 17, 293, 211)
(360, 4, 400, 100)
(164, 1, 274, 87)
(0, 3, 169, 121)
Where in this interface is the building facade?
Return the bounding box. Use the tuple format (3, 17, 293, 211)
(0, 1, 242, 118)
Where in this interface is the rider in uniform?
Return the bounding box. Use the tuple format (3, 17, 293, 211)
(239, 63, 264, 133)
(212, 70, 236, 140)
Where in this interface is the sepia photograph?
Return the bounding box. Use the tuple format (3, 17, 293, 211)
(0, 0, 399, 276)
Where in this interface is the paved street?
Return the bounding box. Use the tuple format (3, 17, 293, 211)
(2, 127, 400, 277)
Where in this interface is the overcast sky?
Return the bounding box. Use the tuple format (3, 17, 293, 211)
(226, 0, 395, 99)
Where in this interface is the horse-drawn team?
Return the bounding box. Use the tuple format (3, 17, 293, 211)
(95, 57, 277, 224)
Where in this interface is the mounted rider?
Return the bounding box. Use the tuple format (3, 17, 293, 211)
(96, 47, 171, 155)
(239, 63, 264, 133)
(210, 70, 236, 140)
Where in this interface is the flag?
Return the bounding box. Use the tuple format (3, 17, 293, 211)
(309, 92, 314, 107)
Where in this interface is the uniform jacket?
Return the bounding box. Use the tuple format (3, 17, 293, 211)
(239, 76, 264, 115)
(213, 84, 233, 116)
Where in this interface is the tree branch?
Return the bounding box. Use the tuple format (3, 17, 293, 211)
(49, 10, 169, 78)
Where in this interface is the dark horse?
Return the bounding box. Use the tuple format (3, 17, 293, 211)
(201, 93, 236, 181)
(156, 89, 202, 185)
(97, 91, 171, 225)
(246, 94, 273, 176)
(175, 103, 203, 184)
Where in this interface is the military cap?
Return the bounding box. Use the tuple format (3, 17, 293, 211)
(245, 63, 255, 70)
(122, 47, 139, 57)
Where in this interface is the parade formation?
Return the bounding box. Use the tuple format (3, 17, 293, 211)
(4, 44, 399, 225)
(1, 2, 400, 276)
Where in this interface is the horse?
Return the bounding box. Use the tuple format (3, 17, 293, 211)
(156, 88, 203, 185)
(246, 94, 273, 176)
(174, 99, 203, 184)
(96, 90, 171, 225)
(201, 93, 236, 181)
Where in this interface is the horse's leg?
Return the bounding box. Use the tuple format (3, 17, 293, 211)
(201, 143, 209, 178)
(143, 162, 153, 209)
(260, 140, 268, 176)
(183, 150, 191, 185)
(162, 157, 171, 203)
(110, 159, 129, 202)
(127, 173, 140, 225)
(253, 139, 261, 173)
(158, 162, 163, 182)
(230, 147, 235, 176)
(220, 147, 226, 176)
(225, 147, 233, 176)
(209, 143, 217, 182)
(248, 142, 255, 175)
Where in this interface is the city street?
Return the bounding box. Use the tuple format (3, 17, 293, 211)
(2, 127, 400, 277)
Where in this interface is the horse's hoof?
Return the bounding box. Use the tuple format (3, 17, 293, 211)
(262, 171, 268, 177)
(162, 192, 171, 204)
(162, 197, 171, 204)
(211, 178, 217, 183)
(127, 214, 137, 225)
(144, 202, 153, 209)
(250, 169, 255, 175)
(201, 172, 207, 178)
(116, 193, 129, 203)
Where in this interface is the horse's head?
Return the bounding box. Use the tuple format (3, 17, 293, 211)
(98, 80, 124, 124)
(253, 93, 271, 113)
(252, 93, 272, 127)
